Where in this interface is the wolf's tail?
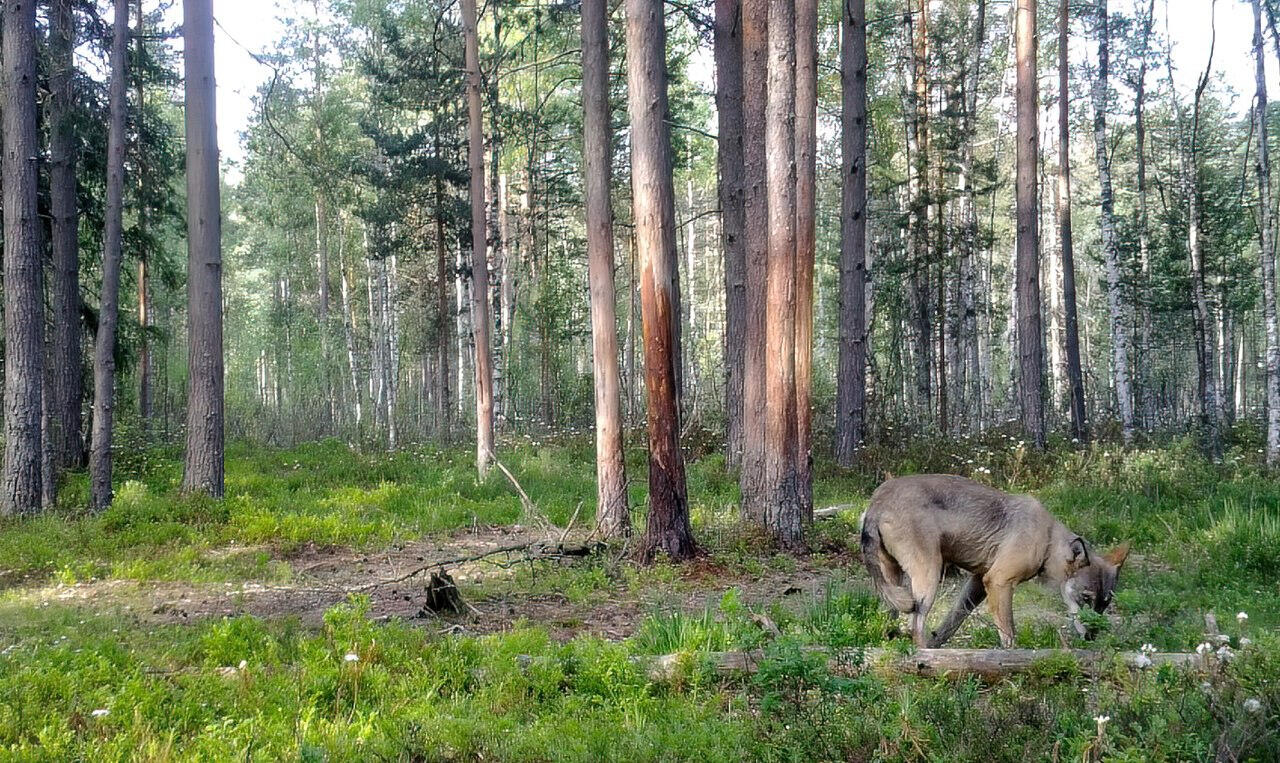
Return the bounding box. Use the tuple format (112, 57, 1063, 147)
(860, 517, 915, 613)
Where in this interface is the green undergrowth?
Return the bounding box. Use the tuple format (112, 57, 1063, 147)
(0, 432, 1278, 758)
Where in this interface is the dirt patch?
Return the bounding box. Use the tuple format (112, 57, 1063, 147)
(8, 525, 864, 642)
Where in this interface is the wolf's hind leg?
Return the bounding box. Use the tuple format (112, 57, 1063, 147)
(928, 574, 986, 647)
(903, 559, 942, 649)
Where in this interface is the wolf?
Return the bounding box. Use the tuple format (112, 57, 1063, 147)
(859, 474, 1129, 648)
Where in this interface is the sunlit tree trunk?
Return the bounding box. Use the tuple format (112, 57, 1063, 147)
(462, 0, 495, 477)
(626, 0, 696, 562)
(581, 0, 629, 537)
(1015, 0, 1045, 449)
(794, 0, 816, 514)
(89, 0, 131, 510)
(2, 0, 45, 514)
(835, 0, 868, 466)
(182, 0, 226, 496)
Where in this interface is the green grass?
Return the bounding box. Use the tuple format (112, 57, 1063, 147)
(0, 432, 1277, 760)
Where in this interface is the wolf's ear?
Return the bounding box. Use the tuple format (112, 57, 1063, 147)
(1070, 537, 1089, 566)
(1104, 542, 1130, 569)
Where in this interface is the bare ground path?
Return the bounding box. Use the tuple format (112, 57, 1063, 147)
(9, 524, 862, 641)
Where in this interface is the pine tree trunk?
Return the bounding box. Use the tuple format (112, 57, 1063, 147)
(714, 0, 747, 469)
(1015, 0, 1045, 449)
(1090, 0, 1133, 443)
(181, 0, 225, 496)
(759, 0, 803, 547)
(47, 0, 84, 473)
(793, 0, 816, 515)
(1254, 0, 1280, 465)
(835, 0, 868, 466)
(135, 0, 153, 439)
(89, 0, 131, 510)
(2, 0, 45, 514)
(739, 0, 769, 524)
(626, 0, 696, 563)
(1059, 0, 1086, 441)
(462, 0, 495, 476)
(958, 0, 986, 432)
(581, 0, 630, 537)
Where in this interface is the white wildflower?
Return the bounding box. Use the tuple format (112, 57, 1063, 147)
(1094, 715, 1111, 733)
(1140, 643, 1156, 655)
(1244, 698, 1263, 714)
(1196, 642, 1213, 655)
(1134, 654, 1153, 669)
(344, 652, 360, 663)
(1237, 611, 1248, 624)
(90, 708, 109, 718)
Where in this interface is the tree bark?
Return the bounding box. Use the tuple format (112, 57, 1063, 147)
(739, 0, 768, 524)
(182, 0, 225, 496)
(1254, 0, 1280, 466)
(752, 0, 805, 547)
(89, 0, 131, 510)
(2, 0, 45, 514)
(835, 0, 868, 466)
(714, 0, 747, 469)
(135, 0, 151, 437)
(1015, 0, 1045, 449)
(581, 0, 630, 537)
(1058, 0, 1087, 442)
(793, 0, 816, 516)
(462, 0, 495, 477)
(47, 0, 84, 473)
(626, 0, 696, 563)
(1090, 0, 1133, 444)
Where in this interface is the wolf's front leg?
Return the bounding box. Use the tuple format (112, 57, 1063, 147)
(928, 574, 987, 647)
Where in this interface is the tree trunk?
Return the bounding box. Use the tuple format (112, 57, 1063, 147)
(1058, 0, 1087, 442)
(436, 172, 453, 443)
(182, 0, 225, 496)
(1015, 0, 1045, 449)
(835, 0, 868, 466)
(626, 0, 696, 563)
(135, 0, 153, 439)
(1090, 0, 1133, 444)
(1170, 3, 1221, 458)
(714, 0, 747, 469)
(1254, 0, 1280, 466)
(47, 0, 83, 473)
(89, 0, 131, 510)
(739, 0, 769, 524)
(753, 0, 805, 547)
(1134, 0, 1155, 429)
(581, 0, 630, 537)
(958, 0, 986, 432)
(462, 0, 495, 477)
(2, 0, 45, 514)
(793, 0, 816, 516)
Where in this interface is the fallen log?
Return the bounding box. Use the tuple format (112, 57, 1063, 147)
(640, 646, 1202, 682)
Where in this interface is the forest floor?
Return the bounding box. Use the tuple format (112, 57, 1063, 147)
(0, 432, 1278, 760)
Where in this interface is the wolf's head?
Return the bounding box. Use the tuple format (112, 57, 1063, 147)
(1066, 542, 1130, 636)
